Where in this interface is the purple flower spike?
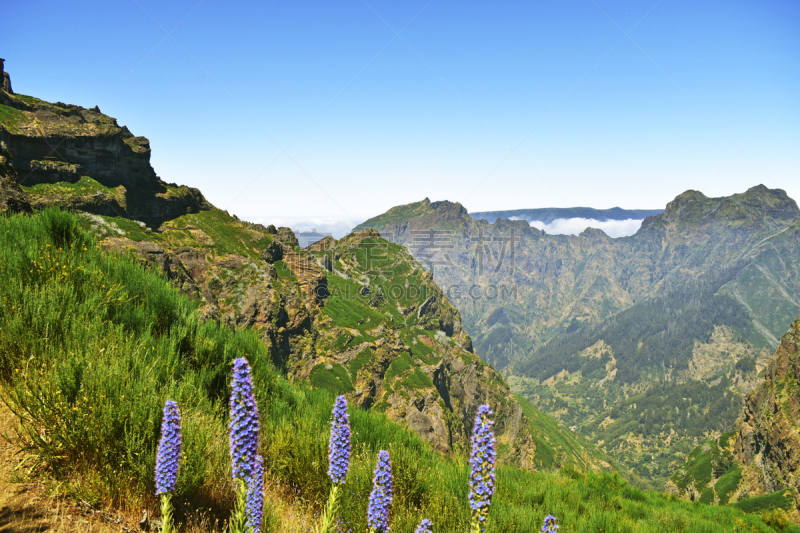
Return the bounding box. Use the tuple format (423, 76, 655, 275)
(155, 400, 182, 495)
(229, 357, 260, 481)
(415, 519, 433, 533)
(367, 450, 393, 532)
(468, 405, 496, 529)
(246, 455, 264, 533)
(328, 395, 351, 484)
(541, 514, 559, 532)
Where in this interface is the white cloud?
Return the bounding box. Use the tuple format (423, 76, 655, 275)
(514, 217, 644, 238)
(243, 215, 361, 239)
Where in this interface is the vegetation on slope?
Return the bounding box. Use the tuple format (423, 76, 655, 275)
(355, 190, 800, 490)
(1, 209, 795, 532)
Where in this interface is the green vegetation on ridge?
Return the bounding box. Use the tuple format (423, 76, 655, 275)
(1, 209, 795, 531)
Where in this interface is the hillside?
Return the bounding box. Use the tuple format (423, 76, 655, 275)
(666, 316, 800, 524)
(355, 189, 800, 488)
(0, 62, 611, 474)
(1, 209, 792, 532)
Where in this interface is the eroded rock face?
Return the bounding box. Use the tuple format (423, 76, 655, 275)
(0, 141, 31, 214)
(261, 241, 283, 263)
(106, 229, 537, 466)
(735, 317, 800, 494)
(1, 58, 12, 94)
(0, 69, 210, 225)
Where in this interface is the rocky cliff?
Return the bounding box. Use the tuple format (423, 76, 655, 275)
(0, 138, 31, 214)
(736, 316, 800, 496)
(0, 61, 209, 225)
(665, 317, 800, 518)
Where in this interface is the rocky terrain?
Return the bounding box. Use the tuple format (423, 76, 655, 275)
(666, 317, 800, 520)
(736, 316, 800, 497)
(355, 189, 800, 487)
(92, 211, 608, 470)
(0, 60, 209, 225)
(0, 61, 610, 474)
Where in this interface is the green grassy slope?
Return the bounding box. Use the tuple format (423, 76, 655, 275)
(353, 198, 436, 232)
(1, 209, 794, 532)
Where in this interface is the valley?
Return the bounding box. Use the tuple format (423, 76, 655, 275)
(1, 58, 800, 531)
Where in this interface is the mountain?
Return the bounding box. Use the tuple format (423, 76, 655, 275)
(0, 62, 611, 474)
(470, 206, 663, 224)
(666, 316, 800, 521)
(0, 63, 209, 225)
(354, 190, 800, 488)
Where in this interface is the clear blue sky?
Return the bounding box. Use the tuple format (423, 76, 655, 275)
(3, 0, 799, 232)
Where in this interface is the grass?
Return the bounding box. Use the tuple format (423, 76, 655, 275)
(732, 490, 795, 514)
(0, 103, 29, 134)
(159, 209, 272, 260)
(23, 175, 123, 197)
(384, 353, 413, 382)
(308, 363, 354, 395)
(402, 368, 434, 390)
(10, 93, 47, 107)
(322, 292, 385, 333)
(346, 348, 374, 380)
(715, 468, 743, 505)
(352, 199, 435, 233)
(0, 209, 794, 532)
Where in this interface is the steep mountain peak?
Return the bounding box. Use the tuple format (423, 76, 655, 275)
(659, 189, 709, 222)
(429, 199, 466, 212)
(354, 198, 472, 234)
(642, 186, 799, 234)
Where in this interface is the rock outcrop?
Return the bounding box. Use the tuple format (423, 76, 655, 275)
(0, 140, 31, 214)
(735, 316, 800, 495)
(0, 61, 210, 225)
(0, 59, 12, 94)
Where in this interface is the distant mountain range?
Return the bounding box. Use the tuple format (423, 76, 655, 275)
(354, 189, 800, 488)
(471, 206, 663, 224)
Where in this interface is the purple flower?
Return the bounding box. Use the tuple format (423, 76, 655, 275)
(246, 455, 264, 533)
(328, 395, 351, 484)
(541, 514, 559, 532)
(468, 405, 496, 530)
(367, 450, 393, 532)
(415, 519, 432, 533)
(229, 357, 260, 481)
(155, 400, 181, 495)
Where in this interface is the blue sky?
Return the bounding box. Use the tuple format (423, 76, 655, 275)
(3, 0, 799, 233)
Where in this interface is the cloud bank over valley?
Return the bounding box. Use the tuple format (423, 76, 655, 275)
(517, 217, 645, 238)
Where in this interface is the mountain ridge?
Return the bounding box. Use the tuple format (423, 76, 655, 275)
(354, 187, 800, 487)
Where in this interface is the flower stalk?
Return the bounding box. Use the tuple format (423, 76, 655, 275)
(317, 395, 351, 533)
(155, 400, 181, 533)
(367, 450, 393, 533)
(228, 357, 262, 533)
(468, 405, 496, 533)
